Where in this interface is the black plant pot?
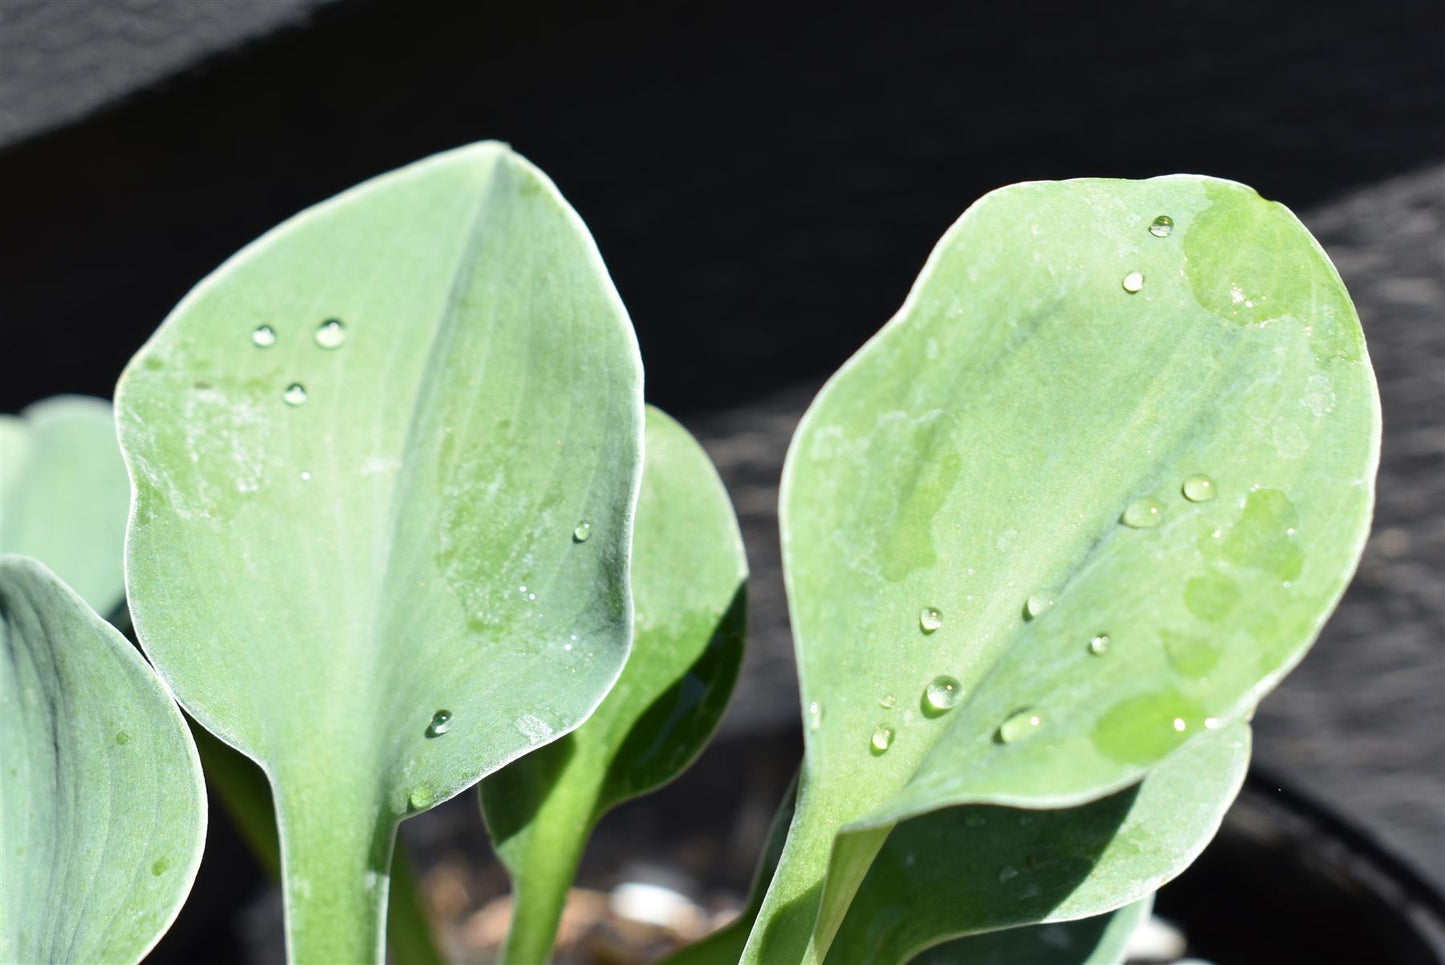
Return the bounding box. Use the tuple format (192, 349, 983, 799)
(1152, 769, 1445, 965)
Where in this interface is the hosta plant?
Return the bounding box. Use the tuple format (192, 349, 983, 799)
(0, 144, 1376, 965)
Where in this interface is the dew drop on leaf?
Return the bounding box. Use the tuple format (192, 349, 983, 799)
(870, 724, 895, 754)
(1121, 271, 1145, 293)
(807, 700, 823, 731)
(150, 857, 169, 876)
(919, 606, 943, 633)
(572, 521, 591, 543)
(923, 675, 961, 715)
(997, 865, 1020, 883)
(425, 709, 452, 738)
(1088, 633, 1111, 655)
(314, 318, 347, 349)
(408, 785, 436, 810)
(1024, 593, 1054, 620)
(251, 324, 277, 348)
(998, 708, 1042, 743)
(115, 731, 130, 745)
(1121, 497, 1164, 528)
(878, 693, 896, 710)
(1149, 215, 1174, 237)
(283, 383, 308, 406)
(1182, 475, 1217, 502)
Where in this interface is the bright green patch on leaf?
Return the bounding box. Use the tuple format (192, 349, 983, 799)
(0, 397, 129, 616)
(0, 556, 206, 963)
(482, 405, 747, 963)
(115, 142, 644, 963)
(746, 176, 1378, 962)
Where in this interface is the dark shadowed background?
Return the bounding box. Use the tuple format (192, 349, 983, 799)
(2, 0, 1441, 960)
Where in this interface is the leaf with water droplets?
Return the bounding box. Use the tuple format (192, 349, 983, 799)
(479, 406, 746, 964)
(0, 397, 129, 617)
(115, 143, 644, 963)
(744, 176, 1377, 962)
(0, 556, 206, 963)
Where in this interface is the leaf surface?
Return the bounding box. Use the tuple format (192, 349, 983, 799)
(0, 556, 206, 963)
(908, 895, 1152, 965)
(0, 397, 129, 616)
(115, 143, 644, 962)
(747, 176, 1378, 961)
(481, 405, 747, 963)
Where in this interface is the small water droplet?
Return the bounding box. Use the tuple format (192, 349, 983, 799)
(314, 318, 347, 349)
(1182, 475, 1217, 502)
(251, 325, 277, 348)
(572, 521, 591, 543)
(1149, 215, 1174, 238)
(1204, 717, 1222, 730)
(115, 731, 130, 745)
(998, 708, 1043, 743)
(283, 383, 308, 406)
(1122, 497, 1164, 528)
(923, 675, 961, 715)
(1172, 717, 1188, 732)
(408, 785, 436, 810)
(563, 642, 573, 651)
(807, 700, 823, 731)
(151, 858, 169, 876)
(997, 865, 1020, 883)
(300, 470, 312, 482)
(870, 724, 895, 754)
(919, 606, 943, 633)
(1121, 270, 1145, 293)
(527, 592, 536, 601)
(1024, 594, 1054, 620)
(425, 709, 452, 738)
(1088, 634, 1111, 655)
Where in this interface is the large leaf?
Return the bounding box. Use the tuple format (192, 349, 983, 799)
(0, 396, 129, 616)
(0, 555, 206, 963)
(825, 723, 1247, 963)
(909, 895, 1152, 965)
(115, 142, 644, 962)
(745, 176, 1378, 961)
(481, 405, 747, 963)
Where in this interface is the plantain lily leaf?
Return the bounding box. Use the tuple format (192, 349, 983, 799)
(0, 555, 206, 963)
(115, 142, 644, 963)
(0, 397, 129, 617)
(745, 176, 1378, 962)
(825, 723, 1247, 963)
(909, 895, 1153, 965)
(481, 405, 747, 964)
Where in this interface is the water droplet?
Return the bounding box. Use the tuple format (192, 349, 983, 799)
(283, 383, 308, 406)
(1024, 594, 1053, 620)
(251, 324, 277, 347)
(923, 675, 961, 715)
(151, 857, 169, 876)
(1088, 634, 1111, 655)
(1172, 717, 1188, 732)
(919, 606, 943, 633)
(115, 731, 130, 745)
(807, 701, 823, 731)
(1204, 717, 1222, 730)
(573, 521, 591, 543)
(527, 592, 536, 601)
(870, 725, 895, 754)
(1121, 270, 1145, 293)
(1122, 497, 1164, 528)
(300, 470, 312, 482)
(875, 692, 898, 711)
(998, 708, 1043, 743)
(1149, 215, 1174, 238)
(314, 318, 347, 349)
(1182, 475, 1216, 502)
(425, 709, 452, 738)
(408, 785, 436, 810)
(997, 865, 1020, 883)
